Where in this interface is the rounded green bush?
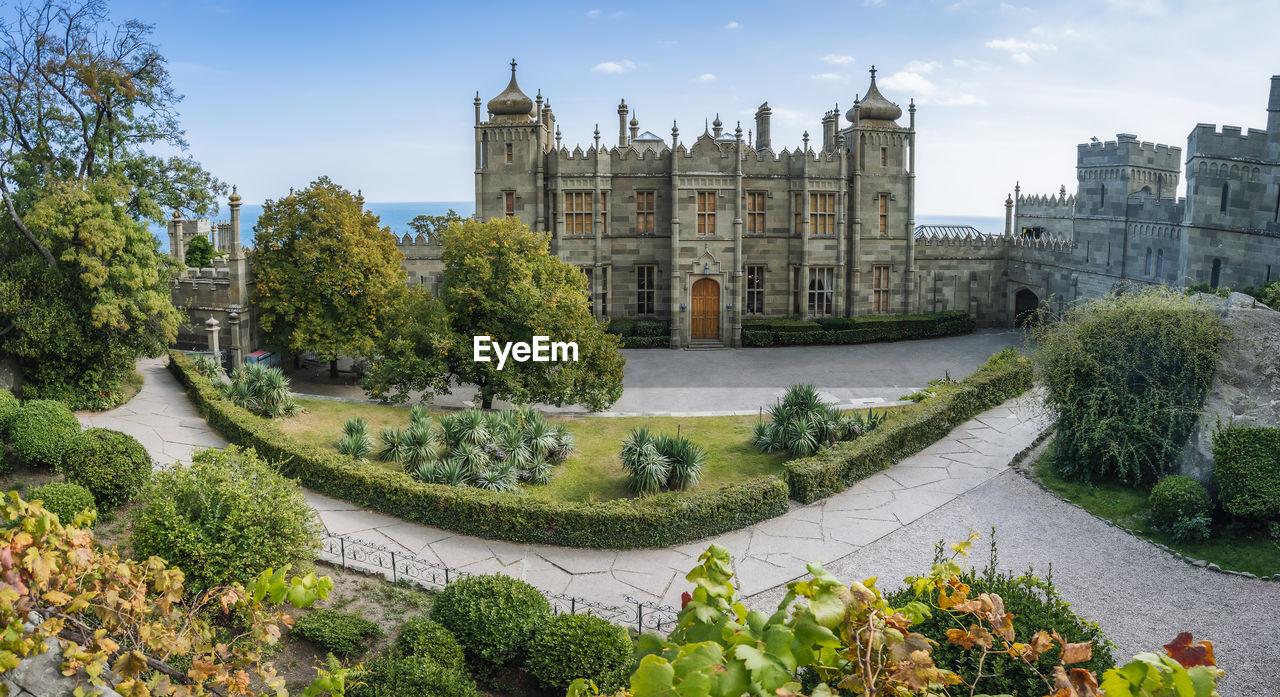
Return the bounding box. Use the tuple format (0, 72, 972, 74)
(61, 428, 151, 509)
(1149, 475, 1214, 528)
(347, 654, 480, 697)
(395, 616, 465, 672)
(526, 613, 633, 693)
(0, 390, 19, 436)
(292, 609, 383, 657)
(8, 399, 80, 469)
(27, 482, 97, 526)
(431, 574, 551, 672)
(131, 446, 321, 593)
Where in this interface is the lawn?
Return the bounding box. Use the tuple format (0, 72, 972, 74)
(1032, 443, 1280, 577)
(279, 398, 903, 503)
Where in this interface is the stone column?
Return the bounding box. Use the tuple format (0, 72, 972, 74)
(228, 312, 243, 369)
(731, 123, 744, 347)
(670, 122, 682, 349)
(204, 317, 221, 365)
(904, 100, 917, 315)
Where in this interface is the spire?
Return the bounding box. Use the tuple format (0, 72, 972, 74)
(487, 59, 534, 120)
(802, 130, 810, 151)
(847, 65, 902, 124)
(712, 113, 723, 138)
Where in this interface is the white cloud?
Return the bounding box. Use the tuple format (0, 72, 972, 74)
(880, 71, 936, 94)
(951, 58, 971, 68)
(904, 60, 941, 73)
(1105, 0, 1165, 15)
(592, 59, 636, 73)
(693, 73, 716, 83)
(586, 8, 600, 17)
(1011, 52, 1032, 64)
(811, 73, 844, 81)
(823, 53, 855, 65)
(985, 37, 1056, 62)
(725, 21, 740, 29)
(933, 93, 987, 106)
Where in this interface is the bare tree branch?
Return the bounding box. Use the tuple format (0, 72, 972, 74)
(0, 175, 56, 266)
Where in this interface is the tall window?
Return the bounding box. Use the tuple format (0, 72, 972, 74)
(1099, 183, 1106, 209)
(601, 192, 609, 235)
(1144, 247, 1152, 275)
(636, 191, 655, 234)
(808, 267, 834, 316)
(872, 265, 891, 313)
(696, 191, 716, 236)
(1155, 249, 1164, 279)
(878, 195, 888, 235)
(792, 268, 801, 314)
(599, 267, 609, 316)
(809, 193, 835, 235)
(505, 143, 513, 164)
(581, 267, 594, 312)
(636, 264, 656, 315)
(793, 193, 803, 233)
(504, 191, 515, 217)
(746, 265, 765, 314)
(1210, 258, 1222, 289)
(747, 192, 766, 234)
(1220, 182, 1229, 214)
(879, 147, 887, 167)
(565, 192, 592, 234)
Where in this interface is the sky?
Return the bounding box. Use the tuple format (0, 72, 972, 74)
(107, 0, 1280, 217)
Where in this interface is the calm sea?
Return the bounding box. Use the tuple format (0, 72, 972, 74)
(152, 204, 1004, 252)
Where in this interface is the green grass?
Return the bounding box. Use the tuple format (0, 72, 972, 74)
(1033, 442, 1280, 577)
(279, 398, 902, 503)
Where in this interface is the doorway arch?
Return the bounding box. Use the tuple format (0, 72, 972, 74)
(691, 278, 720, 340)
(1014, 288, 1040, 328)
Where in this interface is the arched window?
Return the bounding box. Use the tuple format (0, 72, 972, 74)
(1210, 258, 1222, 289)
(1155, 249, 1164, 279)
(1220, 182, 1229, 214)
(1144, 248, 1152, 275)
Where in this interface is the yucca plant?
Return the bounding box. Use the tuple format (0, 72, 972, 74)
(378, 427, 405, 462)
(653, 434, 706, 490)
(337, 432, 372, 463)
(525, 455, 554, 486)
(497, 429, 532, 469)
(435, 456, 471, 486)
(451, 442, 490, 476)
(474, 466, 518, 493)
(343, 417, 369, 440)
(752, 384, 864, 457)
(619, 426, 656, 473)
(454, 409, 491, 447)
(409, 404, 431, 427)
(437, 412, 462, 448)
(221, 362, 300, 418)
(525, 419, 558, 460)
(548, 423, 576, 463)
(412, 461, 438, 484)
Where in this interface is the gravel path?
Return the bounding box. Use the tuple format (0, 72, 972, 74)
(743, 469, 1280, 696)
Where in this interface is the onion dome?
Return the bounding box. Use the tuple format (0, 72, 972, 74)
(847, 66, 903, 124)
(487, 59, 534, 121)
(629, 113, 639, 127)
(229, 185, 241, 204)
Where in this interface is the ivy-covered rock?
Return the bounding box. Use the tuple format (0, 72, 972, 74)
(8, 399, 80, 469)
(61, 428, 152, 509)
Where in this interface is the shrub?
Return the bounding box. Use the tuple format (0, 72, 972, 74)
(8, 399, 81, 469)
(61, 428, 152, 509)
(167, 350, 790, 549)
(292, 609, 383, 657)
(337, 417, 372, 462)
(1212, 424, 1280, 520)
(191, 354, 225, 380)
(131, 446, 322, 593)
(741, 311, 974, 347)
(395, 616, 465, 672)
(1033, 287, 1223, 484)
(431, 574, 551, 672)
(0, 390, 19, 436)
(1149, 475, 1214, 541)
(751, 384, 884, 458)
(620, 428, 706, 494)
(347, 654, 480, 697)
(220, 362, 299, 418)
(885, 546, 1116, 697)
(27, 482, 97, 526)
(527, 613, 633, 693)
(403, 407, 573, 490)
(783, 348, 1033, 502)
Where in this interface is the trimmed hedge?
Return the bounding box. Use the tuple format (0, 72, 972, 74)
(432, 574, 550, 672)
(9, 399, 81, 469)
(347, 654, 480, 697)
(742, 311, 975, 347)
(395, 616, 466, 672)
(1149, 475, 1213, 528)
(783, 348, 1033, 502)
(527, 613, 633, 693)
(61, 428, 152, 509)
(168, 351, 790, 549)
(292, 609, 384, 657)
(28, 482, 97, 526)
(607, 318, 671, 348)
(1213, 425, 1280, 519)
(0, 390, 19, 436)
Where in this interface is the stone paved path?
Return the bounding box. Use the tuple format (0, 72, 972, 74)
(79, 356, 1048, 612)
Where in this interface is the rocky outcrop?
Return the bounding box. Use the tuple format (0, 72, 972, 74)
(0, 356, 22, 393)
(1, 612, 124, 697)
(1178, 292, 1280, 484)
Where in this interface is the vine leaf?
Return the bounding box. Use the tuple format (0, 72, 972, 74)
(1163, 632, 1216, 668)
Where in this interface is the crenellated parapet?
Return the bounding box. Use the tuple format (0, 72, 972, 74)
(1125, 194, 1185, 225)
(1017, 192, 1077, 210)
(1187, 123, 1273, 164)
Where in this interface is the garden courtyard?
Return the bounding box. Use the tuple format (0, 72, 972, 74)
(71, 333, 1280, 696)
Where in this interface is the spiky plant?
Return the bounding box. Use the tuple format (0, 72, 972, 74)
(525, 455, 554, 486)
(437, 412, 462, 448)
(628, 442, 671, 496)
(221, 362, 299, 418)
(497, 429, 532, 470)
(619, 426, 656, 473)
(474, 466, 517, 493)
(412, 461, 438, 484)
(409, 404, 431, 427)
(455, 409, 490, 447)
(337, 432, 372, 463)
(548, 423, 576, 463)
(838, 412, 867, 441)
(781, 383, 824, 415)
(451, 442, 490, 476)
(654, 435, 706, 490)
(378, 427, 405, 462)
(343, 417, 369, 440)
(865, 408, 887, 431)
(435, 456, 471, 487)
(785, 414, 820, 457)
(524, 419, 558, 460)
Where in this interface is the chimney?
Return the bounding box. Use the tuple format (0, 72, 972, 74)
(228, 185, 242, 257)
(754, 102, 772, 150)
(618, 99, 628, 148)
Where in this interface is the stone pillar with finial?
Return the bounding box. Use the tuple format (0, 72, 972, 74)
(732, 121, 744, 347)
(229, 185, 242, 255)
(754, 102, 771, 150)
(228, 187, 249, 308)
(617, 99, 628, 148)
(228, 311, 242, 369)
(593, 124, 603, 319)
(204, 317, 221, 366)
(670, 120, 682, 348)
(474, 91, 484, 221)
(1005, 193, 1014, 236)
(629, 112, 639, 143)
(170, 209, 186, 275)
(905, 97, 917, 315)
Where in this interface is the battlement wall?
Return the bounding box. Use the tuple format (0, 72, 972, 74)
(1078, 133, 1181, 171)
(1125, 194, 1185, 224)
(1187, 123, 1273, 162)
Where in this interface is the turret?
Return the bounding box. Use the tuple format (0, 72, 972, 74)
(617, 99, 628, 147)
(754, 102, 771, 150)
(228, 185, 242, 257)
(629, 112, 639, 143)
(1269, 75, 1280, 142)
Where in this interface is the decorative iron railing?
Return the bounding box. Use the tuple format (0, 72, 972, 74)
(319, 534, 680, 635)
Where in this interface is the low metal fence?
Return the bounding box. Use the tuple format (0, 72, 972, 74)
(319, 533, 680, 635)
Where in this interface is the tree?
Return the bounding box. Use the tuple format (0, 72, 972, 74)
(185, 233, 216, 268)
(0, 0, 224, 408)
(407, 208, 465, 239)
(252, 177, 406, 377)
(438, 217, 624, 410)
(361, 284, 453, 403)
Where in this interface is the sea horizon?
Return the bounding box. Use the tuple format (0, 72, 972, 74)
(151, 202, 1005, 253)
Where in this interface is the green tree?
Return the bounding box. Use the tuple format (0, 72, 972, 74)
(252, 177, 406, 377)
(438, 217, 624, 410)
(361, 284, 453, 403)
(0, 0, 223, 408)
(407, 208, 465, 239)
(184, 233, 216, 268)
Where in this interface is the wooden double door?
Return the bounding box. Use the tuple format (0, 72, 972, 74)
(691, 278, 720, 340)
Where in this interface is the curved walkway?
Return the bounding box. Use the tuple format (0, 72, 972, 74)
(78, 356, 1277, 693)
